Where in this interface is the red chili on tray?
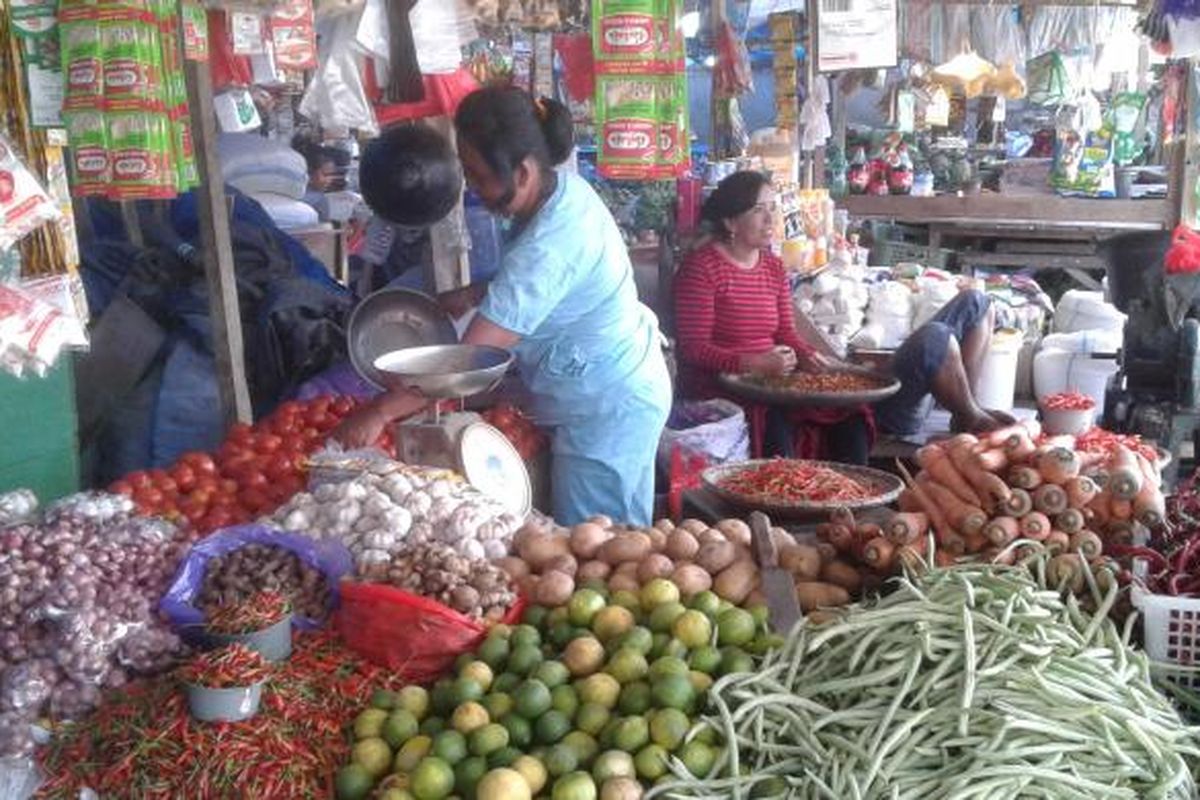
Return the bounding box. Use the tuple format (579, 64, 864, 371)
(177, 644, 271, 688)
(206, 592, 291, 636)
(1042, 391, 1096, 411)
(721, 460, 872, 503)
(754, 371, 885, 393)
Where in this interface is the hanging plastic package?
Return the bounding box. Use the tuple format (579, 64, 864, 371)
(1052, 128, 1116, 198)
(799, 75, 831, 152)
(1109, 92, 1147, 165)
(0, 134, 60, 253)
(1027, 6, 1076, 58)
(299, 9, 378, 136)
(1026, 51, 1071, 107)
(270, 0, 318, 71)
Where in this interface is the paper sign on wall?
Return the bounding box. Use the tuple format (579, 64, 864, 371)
(817, 0, 897, 73)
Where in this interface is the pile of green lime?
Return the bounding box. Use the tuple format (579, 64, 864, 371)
(335, 580, 778, 800)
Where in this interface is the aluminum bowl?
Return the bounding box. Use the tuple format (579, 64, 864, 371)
(373, 344, 514, 398)
(348, 288, 457, 390)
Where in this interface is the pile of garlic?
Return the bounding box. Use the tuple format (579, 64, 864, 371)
(270, 468, 524, 574)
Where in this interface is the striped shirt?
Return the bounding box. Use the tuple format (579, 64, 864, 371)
(674, 242, 814, 398)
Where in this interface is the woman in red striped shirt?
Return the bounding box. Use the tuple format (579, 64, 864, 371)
(674, 171, 873, 464)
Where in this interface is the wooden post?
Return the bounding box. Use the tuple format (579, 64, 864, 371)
(181, 18, 253, 426)
(423, 115, 471, 293)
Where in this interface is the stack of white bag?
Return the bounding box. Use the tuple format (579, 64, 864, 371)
(217, 133, 319, 230)
(795, 263, 870, 354)
(849, 269, 963, 351)
(1033, 290, 1125, 422)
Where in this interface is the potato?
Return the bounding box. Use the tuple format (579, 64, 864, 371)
(518, 532, 571, 570)
(646, 528, 668, 553)
(820, 560, 864, 594)
(670, 563, 712, 597)
(697, 529, 727, 546)
(588, 514, 615, 529)
(795, 581, 851, 613)
(770, 527, 795, 552)
(664, 530, 700, 562)
(495, 557, 530, 581)
(636, 554, 675, 584)
(733, 543, 753, 564)
(653, 518, 676, 533)
(569, 522, 610, 560)
(577, 560, 612, 582)
(715, 519, 752, 547)
(544, 554, 579, 577)
(535, 570, 576, 606)
(613, 561, 640, 579)
(518, 573, 540, 597)
(607, 572, 640, 592)
(598, 533, 653, 565)
(679, 518, 709, 535)
(814, 541, 838, 565)
(779, 544, 822, 581)
(695, 541, 738, 574)
(745, 588, 767, 609)
(714, 560, 758, 604)
(513, 522, 546, 554)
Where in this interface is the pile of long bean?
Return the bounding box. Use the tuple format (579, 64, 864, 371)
(650, 561, 1200, 800)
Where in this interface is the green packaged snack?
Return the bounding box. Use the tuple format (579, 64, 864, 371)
(596, 74, 689, 179)
(63, 109, 109, 196)
(100, 7, 160, 111)
(592, 0, 682, 72)
(60, 7, 103, 111)
(107, 110, 173, 199)
(1109, 92, 1147, 166)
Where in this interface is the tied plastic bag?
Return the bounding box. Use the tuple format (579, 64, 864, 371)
(337, 582, 524, 680)
(299, 10, 378, 136)
(0, 281, 89, 378)
(159, 525, 354, 631)
(0, 135, 60, 253)
(657, 399, 749, 472)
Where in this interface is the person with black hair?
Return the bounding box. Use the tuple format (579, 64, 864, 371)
(295, 140, 339, 221)
(336, 88, 672, 527)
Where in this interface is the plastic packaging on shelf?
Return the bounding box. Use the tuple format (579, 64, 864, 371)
(0, 280, 89, 378)
(0, 135, 59, 254)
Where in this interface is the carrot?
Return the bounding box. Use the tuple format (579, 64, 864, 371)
(983, 516, 1019, 547)
(985, 420, 1040, 449)
(1007, 466, 1042, 491)
(1068, 530, 1103, 560)
(823, 523, 855, 554)
(819, 560, 863, 593)
(862, 537, 896, 572)
(1088, 489, 1112, 527)
(1037, 447, 1081, 485)
(897, 489, 922, 513)
(917, 477, 987, 536)
(1064, 475, 1099, 508)
(1006, 433, 1037, 461)
(795, 582, 851, 613)
(1110, 498, 1133, 521)
(984, 547, 1017, 567)
(1107, 446, 1143, 501)
(1105, 521, 1136, 547)
(886, 512, 928, 546)
(1044, 530, 1071, 554)
(1002, 489, 1033, 518)
(1134, 452, 1162, 490)
(915, 445, 981, 506)
(855, 523, 883, 541)
(1055, 507, 1086, 535)
(895, 460, 963, 554)
(1133, 483, 1166, 527)
(1047, 553, 1086, 594)
(934, 550, 958, 568)
(830, 506, 856, 531)
(1078, 451, 1109, 471)
(814, 541, 837, 565)
(1019, 512, 1052, 541)
(974, 447, 1009, 473)
(947, 439, 1010, 509)
(1032, 484, 1068, 516)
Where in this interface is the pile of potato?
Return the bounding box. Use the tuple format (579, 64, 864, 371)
(494, 516, 852, 613)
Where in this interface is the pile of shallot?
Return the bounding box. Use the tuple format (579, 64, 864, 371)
(0, 491, 189, 757)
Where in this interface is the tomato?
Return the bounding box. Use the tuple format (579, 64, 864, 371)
(279, 433, 306, 454)
(180, 451, 218, 476)
(269, 415, 298, 436)
(109, 480, 134, 496)
(254, 433, 283, 454)
(219, 478, 239, 494)
(125, 471, 152, 490)
(275, 400, 303, 418)
(180, 499, 207, 524)
(169, 464, 196, 492)
(276, 474, 305, 500)
(301, 427, 321, 443)
(331, 396, 355, 417)
(194, 475, 221, 494)
(264, 453, 295, 481)
(228, 423, 254, 443)
(154, 477, 178, 497)
(239, 488, 271, 514)
(135, 487, 164, 507)
(201, 507, 234, 531)
(188, 488, 212, 506)
(212, 491, 239, 508)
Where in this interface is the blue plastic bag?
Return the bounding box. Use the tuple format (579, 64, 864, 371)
(159, 525, 353, 631)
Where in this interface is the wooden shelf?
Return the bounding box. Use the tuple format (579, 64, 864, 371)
(839, 194, 1173, 233)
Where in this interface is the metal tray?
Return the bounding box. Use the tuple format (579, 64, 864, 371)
(374, 344, 513, 399)
(701, 459, 904, 515)
(718, 368, 901, 408)
(348, 288, 458, 390)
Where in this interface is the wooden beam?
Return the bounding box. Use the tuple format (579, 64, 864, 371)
(182, 20, 253, 426)
(841, 194, 1171, 232)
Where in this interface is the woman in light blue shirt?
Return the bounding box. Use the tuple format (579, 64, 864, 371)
(337, 88, 672, 526)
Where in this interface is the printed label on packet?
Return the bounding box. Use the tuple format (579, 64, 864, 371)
(59, 10, 103, 111)
(107, 112, 173, 199)
(598, 13, 655, 56)
(0, 135, 61, 253)
(65, 110, 109, 196)
(181, 2, 208, 61)
(100, 10, 160, 110)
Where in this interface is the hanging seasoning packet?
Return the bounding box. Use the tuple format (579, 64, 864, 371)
(270, 0, 316, 71)
(100, 6, 161, 112)
(181, 2, 209, 61)
(107, 111, 173, 200)
(59, 5, 104, 112)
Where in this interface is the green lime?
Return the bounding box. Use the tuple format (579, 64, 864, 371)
(598, 776, 642, 800)
(591, 750, 635, 783)
(672, 610, 713, 649)
(432, 730, 469, 765)
(535, 709, 572, 745)
(648, 633, 671, 660)
(745, 633, 786, 657)
(640, 579, 681, 612)
(717, 600, 735, 615)
(611, 627, 653, 656)
(451, 702, 490, 735)
(477, 636, 511, 670)
(411, 756, 455, 800)
(383, 710, 421, 749)
(454, 755, 488, 797)
(476, 767, 532, 800)
(690, 671, 714, 695)
(419, 717, 446, 737)
(597, 718, 620, 749)
(609, 590, 641, 614)
(371, 689, 398, 710)
(647, 602, 686, 634)
(512, 755, 548, 795)
(716, 609, 756, 647)
(691, 723, 719, 746)
(617, 682, 652, 716)
(562, 731, 599, 766)
(648, 656, 689, 682)
(354, 708, 389, 739)
(549, 620, 577, 648)
(352, 737, 393, 778)
(750, 776, 788, 798)
(634, 744, 669, 781)
(689, 590, 721, 618)
(568, 589, 607, 627)
(430, 680, 456, 716)
(395, 735, 433, 773)
(651, 675, 695, 712)
(578, 579, 609, 594)
(500, 714, 533, 749)
(397, 686, 430, 721)
(452, 677, 486, 707)
(508, 644, 544, 677)
(455, 652, 476, 675)
(470, 723, 510, 757)
(335, 763, 374, 800)
(511, 624, 542, 650)
(719, 648, 754, 676)
(688, 645, 722, 675)
(563, 636, 606, 677)
(483, 691, 515, 721)
(514, 679, 553, 719)
(552, 771, 598, 800)
(577, 674, 621, 709)
(492, 673, 521, 695)
(678, 741, 717, 778)
(488, 746, 523, 769)
(661, 638, 689, 661)
(552, 684, 579, 718)
(535, 660, 571, 689)
(648, 708, 689, 751)
(544, 743, 579, 777)
(461, 661, 495, 691)
(605, 649, 649, 685)
(591, 606, 635, 642)
(575, 702, 611, 737)
(610, 716, 649, 753)
(547, 606, 571, 629)
(749, 605, 770, 630)
(522, 605, 550, 629)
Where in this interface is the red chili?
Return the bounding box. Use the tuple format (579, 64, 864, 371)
(1042, 390, 1096, 411)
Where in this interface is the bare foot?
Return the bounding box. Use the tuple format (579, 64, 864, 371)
(986, 408, 1018, 426)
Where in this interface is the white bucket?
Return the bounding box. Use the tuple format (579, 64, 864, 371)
(1032, 347, 1120, 424)
(975, 330, 1022, 412)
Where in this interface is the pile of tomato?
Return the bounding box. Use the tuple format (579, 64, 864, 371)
(481, 404, 548, 461)
(109, 395, 394, 535)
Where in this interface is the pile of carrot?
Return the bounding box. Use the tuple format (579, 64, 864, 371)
(812, 506, 920, 600)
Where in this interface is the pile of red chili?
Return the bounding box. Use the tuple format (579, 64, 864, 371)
(177, 644, 272, 689)
(1071, 427, 1160, 464)
(755, 371, 885, 394)
(720, 460, 872, 503)
(37, 633, 405, 799)
(206, 592, 291, 636)
(1042, 390, 1096, 411)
